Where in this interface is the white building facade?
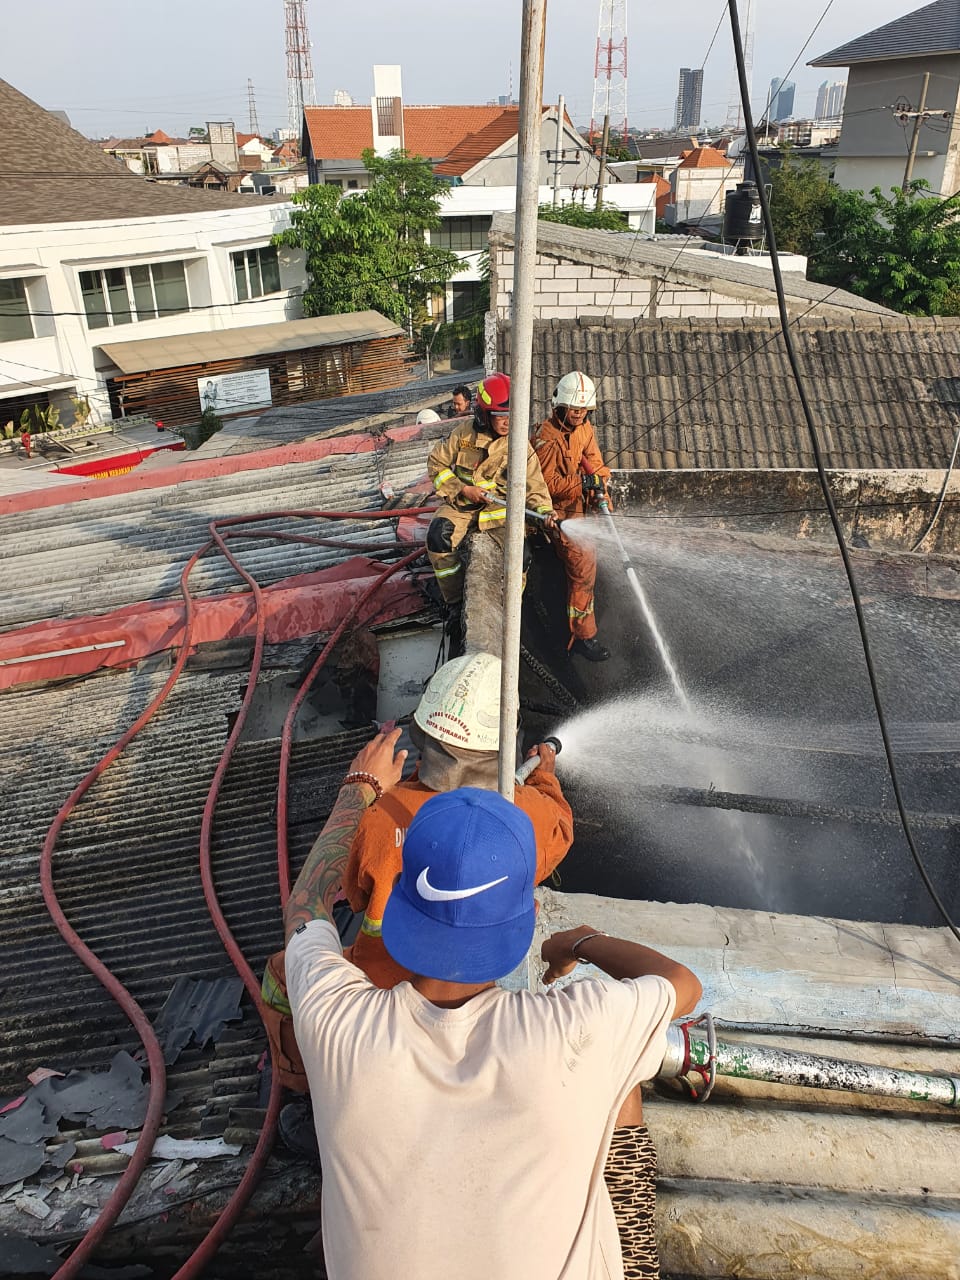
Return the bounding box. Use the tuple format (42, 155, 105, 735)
(0, 204, 305, 428)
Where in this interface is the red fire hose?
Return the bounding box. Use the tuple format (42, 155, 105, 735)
(41, 505, 431, 1278)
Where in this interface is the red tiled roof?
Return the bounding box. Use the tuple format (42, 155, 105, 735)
(676, 146, 731, 169)
(304, 104, 509, 161)
(433, 109, 523, 177)
(641, 173, 672, 218)
(147, 129, 174, 144)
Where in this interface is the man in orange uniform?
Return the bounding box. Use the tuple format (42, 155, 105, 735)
(533, 370, 612, 662)
(342, 650, 573, 988)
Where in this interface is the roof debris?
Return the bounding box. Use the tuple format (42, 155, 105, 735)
(155, 976, 245, 1065)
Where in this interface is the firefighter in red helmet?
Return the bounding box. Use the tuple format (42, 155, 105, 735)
(426, 374, 555, 642)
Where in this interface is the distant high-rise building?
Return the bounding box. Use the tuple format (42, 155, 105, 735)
(815, 79, 846, 120)
(767, 78, 796, 122)
(674, 67, 703, 130)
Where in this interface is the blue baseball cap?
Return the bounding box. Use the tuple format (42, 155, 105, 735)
(381, 787, 537, 983)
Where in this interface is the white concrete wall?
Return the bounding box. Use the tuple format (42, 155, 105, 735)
(666, 164, 743, 225)
(0, 202, 305, 423)
(834, 56, 960, 197)
(493, 247, 778, 321)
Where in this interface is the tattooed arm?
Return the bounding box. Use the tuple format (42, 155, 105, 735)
(284, 728, 407, 944)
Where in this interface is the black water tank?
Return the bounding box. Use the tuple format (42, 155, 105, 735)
(723, 181, 763, 243)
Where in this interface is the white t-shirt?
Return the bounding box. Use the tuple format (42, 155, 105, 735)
(286, 919, 676, 1280)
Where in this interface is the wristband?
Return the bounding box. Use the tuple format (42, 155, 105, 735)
(343, 771, 384, 802)
(570, 931, 605, 962)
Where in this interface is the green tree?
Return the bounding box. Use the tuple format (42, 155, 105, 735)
(273, 150, 464, 332)
(813, 182, 960, 315)
(768, 148, 836, 256)
(537, 202, 629, 231)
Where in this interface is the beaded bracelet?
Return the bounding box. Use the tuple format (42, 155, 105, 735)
(342, 770, 384, 801)
(570, 931, 605, 962)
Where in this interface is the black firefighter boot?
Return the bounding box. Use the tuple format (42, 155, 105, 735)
(571, 636, 610, 662)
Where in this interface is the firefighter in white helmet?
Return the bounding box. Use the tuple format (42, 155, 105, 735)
(341, 651, 573, 988)
(533, 371, 612, 661)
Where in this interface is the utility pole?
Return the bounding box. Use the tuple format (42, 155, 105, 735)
(498, 0, 546, 801)
(596, 113, 610, 209)
(552, 94, 565, 206)
(901, 73, 936, 190)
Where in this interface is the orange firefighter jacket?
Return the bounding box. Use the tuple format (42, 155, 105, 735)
(533, 415, 611, 513)
(342, 768, 574, 989)
(428, 425, 553, 517)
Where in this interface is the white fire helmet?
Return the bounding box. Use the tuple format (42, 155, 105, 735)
(416, 408, 441, 424)
(552, 371, 597, 412)
(413, 651, 501, 751)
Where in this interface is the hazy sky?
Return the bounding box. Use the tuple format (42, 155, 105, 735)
(5, 0, 917, 138)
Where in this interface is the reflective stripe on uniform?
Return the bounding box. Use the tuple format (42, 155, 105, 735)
(434, 563, 462, 579)
(478, 506, 507, 527)
(568, 602, 595, 619)
(477, 477, 498, 490)
(261, 966, 292, 1015)
(434, 468, 455, 489)
(360, 914, 382, 938)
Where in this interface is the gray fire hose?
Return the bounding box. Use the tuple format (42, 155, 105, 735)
(515, 735, 562, 785)
(657, 1015, 960, 1108)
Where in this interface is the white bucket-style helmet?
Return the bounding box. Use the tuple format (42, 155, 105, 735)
(413, 652, 501, 751)
(552, 370, 597, 411)
(416, 409, 441, 424)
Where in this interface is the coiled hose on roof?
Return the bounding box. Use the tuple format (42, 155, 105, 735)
(41, 505, 431, 1278)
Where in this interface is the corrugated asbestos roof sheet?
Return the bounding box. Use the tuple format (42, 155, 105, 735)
(0, 79, 290, 228)
(811, 0, 960, 66)
(208, 368, 483, 455)
(0, 433, 433, 632)
(489, 214, 894, 315)
(501, 315, 960, 470)
(0, 656, 369, 1095)
(99, 311, 403, 374)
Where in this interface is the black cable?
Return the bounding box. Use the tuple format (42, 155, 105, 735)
(753, 0, 836, 132)
(728, 0, 960, 945)
(700, 2, 729, 72)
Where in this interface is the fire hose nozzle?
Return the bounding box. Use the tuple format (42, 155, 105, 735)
(514, 735, 563, 785)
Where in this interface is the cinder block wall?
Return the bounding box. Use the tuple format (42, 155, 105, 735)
(493, 248, 779, 322)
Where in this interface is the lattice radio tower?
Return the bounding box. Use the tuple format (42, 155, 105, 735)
(590, 0, 628, 147)
(247, 79, 260, 136)
(285, 0, 316, 138)
(725, 0, 755, 130)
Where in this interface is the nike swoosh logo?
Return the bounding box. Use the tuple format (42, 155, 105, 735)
(416, 868, 508, 902)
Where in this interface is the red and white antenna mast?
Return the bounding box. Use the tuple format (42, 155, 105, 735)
(590, 0, 628, 147)
(285, 0, 316, 138)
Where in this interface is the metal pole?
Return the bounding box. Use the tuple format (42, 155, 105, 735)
(595, 113, 611, 210)
(658, 1024, 960, 1109)
(552, 94, 565, 206)
(498, 0, 547, 801)
(903, 71, 931, 190)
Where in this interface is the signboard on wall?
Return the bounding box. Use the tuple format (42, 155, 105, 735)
(197, 368, 272, 414)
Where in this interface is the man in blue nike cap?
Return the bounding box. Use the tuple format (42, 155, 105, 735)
(284, 728, 701, 1280)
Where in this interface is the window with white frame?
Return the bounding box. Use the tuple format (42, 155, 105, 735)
(79, 261, 189, 330)
(0, 279, 34, 342)
(231, 246, 282, 301)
